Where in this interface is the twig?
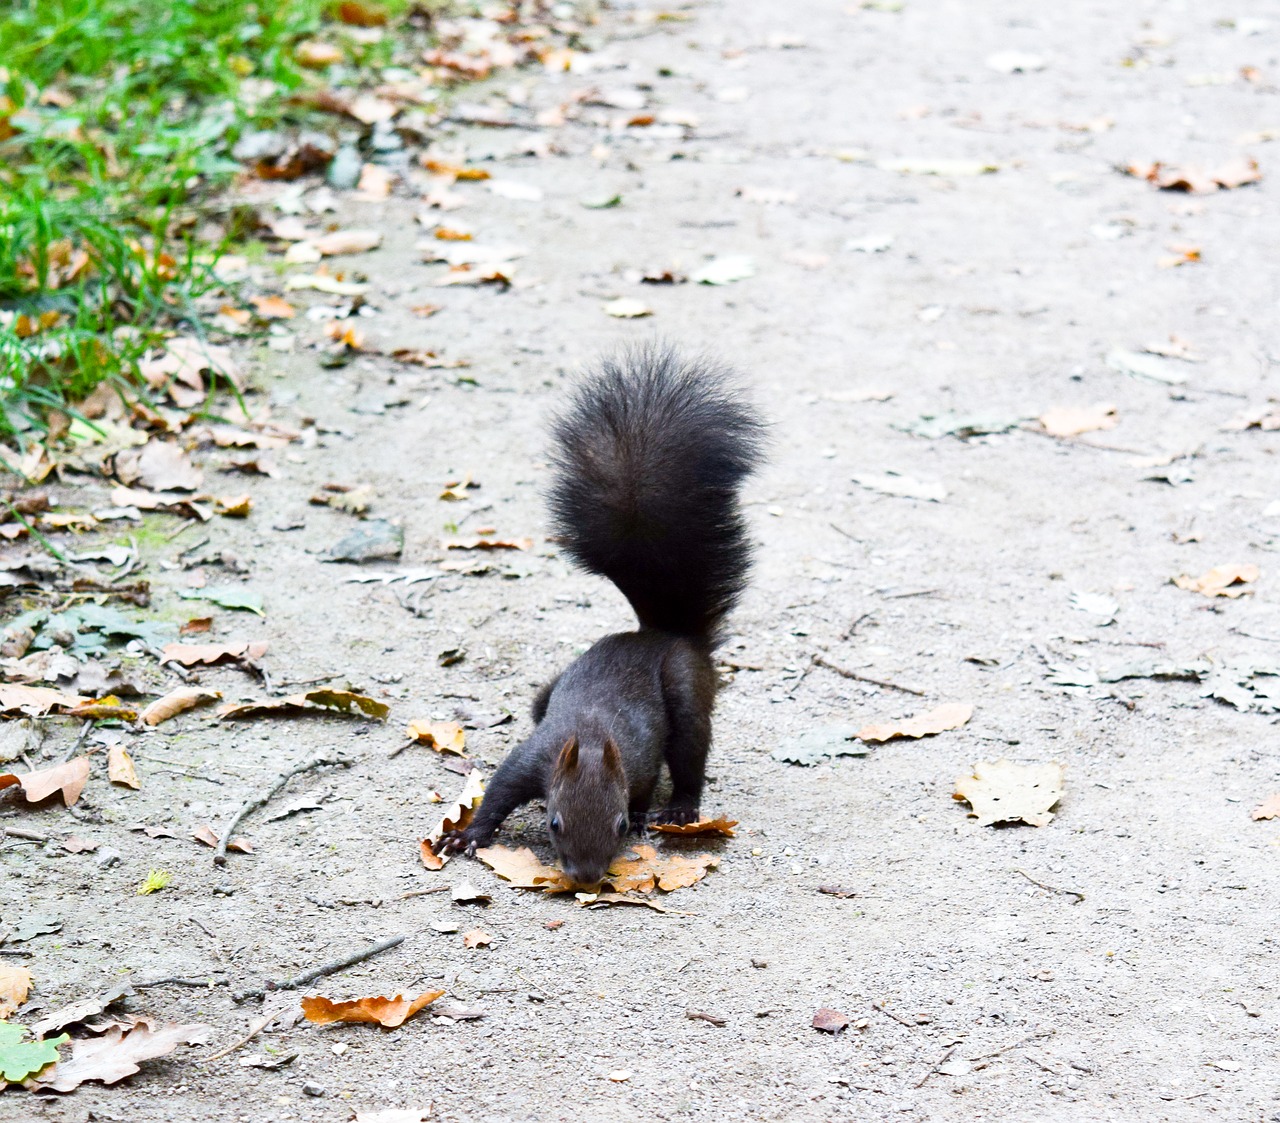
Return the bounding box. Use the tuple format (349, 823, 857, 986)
(61, 720, 93, 763)
(187, 916, 219, 940)
(915, 1044, 959, 1088)
(686, 1009, 726, 1027)
(2, 826, 50, 844)
(812, 654, 925, 697)
(829, 522, 860, 542)
(842, 612, 874, 641)
(387, 738, 415, 760)
(214, 754, 350, 865)
(969, 1029, 1054, 1064)
(514, 967, 556, 1000)
(200, 1007, 281, 1064)
(399, 886, 451, 900)
(134, 975, 228, 989)
(872, 1001, 918, 1030)
(232, 934, 406, 1004)
(1014, 868, 1085, 904)
(165, 518, 198, 542)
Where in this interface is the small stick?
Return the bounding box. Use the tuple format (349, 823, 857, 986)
(872, 1001, 918, 1030)
(61, 720, 93, 763)
(188, 916, 219, 940)
(813, 654, 925, 697)
(399, 886, 451, 900)
(842, 612, 874, 641)
(387, 738, 415, 760)
(232, 934, 405, 1003)
(165, 518, 198, 542)
(686, 1009, 726, 1027)
(829, 522, 860, 542)
(2, 826, 50, 844)
(214, 754, 350, 865)
(514, 967, 556, 1000)
(134, 975, 228, 989)
(1014, 868, 1085, 904)
(969, 1029, 1053, 1064)
(915, 1044, 959, 1088)
(200, 1008, 280, 1064)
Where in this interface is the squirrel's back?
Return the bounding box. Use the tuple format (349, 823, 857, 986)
(547, 344, 765, 643)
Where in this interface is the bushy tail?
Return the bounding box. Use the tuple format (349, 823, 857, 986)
(548, 344, 766, 643)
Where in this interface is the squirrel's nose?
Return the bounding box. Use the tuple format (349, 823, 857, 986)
(564, 865, 604, 888)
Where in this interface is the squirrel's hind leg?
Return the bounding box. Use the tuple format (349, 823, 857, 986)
(656, 643, 717, 824)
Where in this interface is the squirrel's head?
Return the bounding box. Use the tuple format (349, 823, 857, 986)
(545, 734, 629, 887)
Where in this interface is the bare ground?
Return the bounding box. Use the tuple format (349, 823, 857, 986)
(5, 0, 1280, 1120)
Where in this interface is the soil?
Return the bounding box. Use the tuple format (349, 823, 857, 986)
(4, 1, 1280, 1121)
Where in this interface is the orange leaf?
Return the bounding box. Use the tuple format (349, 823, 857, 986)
(856, 703, 973, 743)
(0, 963, 32, 1018)
(475, 844, 571, 890)
(419, 769, 485, 869)
(462, 929, 491, 949)
(301, 991, 443, 1028)
(442, 535, 532, 551)
(140, 688, 221, 727)
(405, 719, 465, 756)
(250, 295, 296, 320)
(649, 817, 738, 838)
(1173, 563, 1259, 598)
(0, 757, 91, 806)
(107, 743, 140, 789)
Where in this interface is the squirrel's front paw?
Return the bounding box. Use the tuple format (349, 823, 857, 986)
(655, 804, 700, 826)
(439, 826, 489, 856)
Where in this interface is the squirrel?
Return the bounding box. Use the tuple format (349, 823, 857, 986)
(440, 344, 765, 885)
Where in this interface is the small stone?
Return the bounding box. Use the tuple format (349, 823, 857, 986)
(327, 145, 362, 190)
(302, 1080, 326, 1097)
(607, 1070, 632, 1082)
(95, 846, 123, 869)
(750, 958, 767, 968)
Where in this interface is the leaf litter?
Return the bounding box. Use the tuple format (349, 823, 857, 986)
(856, 703, 973, 743)
(301, 992, 444, 1029)
(419, 769, 486, 869)
(219, 689, 389, 721)
(954, 760, 1066, 827)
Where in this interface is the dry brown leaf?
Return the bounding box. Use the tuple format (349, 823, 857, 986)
(812, 1007, 851, 1033)
(0, 757, 91, 806)
(109, 486, 212, 521)
(112, 441, 203, 492)
(69, 696, 138, 722)
(420, 769, 486, 869)
(160, 640, 268, 667)
(1038, 403, 1118, 438)
(422, 159, 490, 181)
(0, 683, 87, 717)
(191, 824, 252, 853)
(578, 892, 692, 914)
(649, 817, 738, 837)
(337, 1, 388, 26)
(295, 40, 343, 67)
(62, 835, 98, 853)
(250, 295, 296, 320)
(410, 303, 442, 317)
(1213, 155, 1263, 188)
(140, 688, 222, 727)
(218, 689, 389, 721)
(30, 1020, 211, 1092)
(1251, 794, 1280, 821)
(406, 720, 465, 756)
(856, 703, 974, 743)
(215, 494, 252, 518)
(312, 229, 382, 256)
(475, 844, 571, 890)
(356, 163, 394, 199)
(605, 843, 718, 893)
(462, 928, 491, 949)
(442, 535, 532, 551)
(0, 964, 32, 1018)
(953, 759, 1065, 827)
(107, 743, 140, 790)
(1173, 563, 1259, 598)
(300, 991, 443, 1028)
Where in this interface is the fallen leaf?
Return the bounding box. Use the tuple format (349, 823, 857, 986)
(218, 689, 389, 721)
(605, 843, 718, 893)
(451, 879, 490, 904)
(31, 983, 134, 1037)
(1251, 794, 1280, 821)
(107, 743, 140, 789)
(140, 688, 222, 727)
(649, 817, 737, 837)
(159, 640, 267, 667)
(30, 1020, 210, 1092)
(1106, 349, 1188, 386)
(0, 757, 91, 806)
(406, 719, 466, 755)
(191, 824, 252, 853)
(1123, 157, 1262, 192)
(462, 928, 491, 949)
(1173, 563, 1259, 598)
(953, 759, 1066, 827)
(62, 835, 98, 854)
(250, 295, 296, 320)
(311, 229, 382, 256)
(419, 769, 487, 869)
(0, 684, 88, 717)
(295, 40, 343, 67)
(475, 844, 571, 889)
(284, 273, 368, 296)
(690, 255, 755, 284)
(857, 703, 973, 743)
(817, 885, 860, 898)
(356, 163, 394, 200)
(1038, 403, 1118, 438)
(603, 298, 653, 318)
(812, 1007, 851, 1033)
(0, 965, 32, 1018)
(410, 303, 442, 317)
(772, 724, 870, 766)
(0, 1023, 67, 1084)
(178, 585, 264, 615)
(137, 869, 171, 895)
(301, 991, 443, 1029)
(214, 494, 252, 518)
(324, 519, 404, 562)
(1158, 243, 1201, 269)
(111, 441, 203, 491)
(311, 483, 376, 514)
(851, 471, 947, 502)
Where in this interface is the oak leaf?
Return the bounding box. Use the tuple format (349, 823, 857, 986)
(474, 844, 570, 890)
(462, 929, 491, 949)
(0, 684, 87, 717)
(406, 720, 466, 756)
(0, 964, 32, 1018)
(29, 1020, 210, 1092)
(419, 769, 486, 869)
(0, 1023, 66, 1083)
(856, 703, 973, 743)
(191, 824, 252, 853)
(300, 991, 443, 1028)
(649, 817, 737, 837)
(140, 688, 222, 727)
(1173, 563, 1259, 598)
(442, 535, 532, 551)
(606, 843, 718, 893)
(953, 759, 1065, 827)
(0, 757, 91, 806)
(218, 689, 389, 721)
(159, 640, 267, 667)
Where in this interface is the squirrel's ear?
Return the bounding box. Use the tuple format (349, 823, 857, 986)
(555, 736, 580, 774)
(602, 737, 624, 778)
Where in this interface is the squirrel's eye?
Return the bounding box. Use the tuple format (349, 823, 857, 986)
(549, 815, 562, 834)
(616, 815, 628, 836)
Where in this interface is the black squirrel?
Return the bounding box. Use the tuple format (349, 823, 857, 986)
(440, 344, 765, 885)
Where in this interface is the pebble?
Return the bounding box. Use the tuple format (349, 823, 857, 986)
(95, 847, 122, 869)
(302, 1080, 325, 1097)
(327, 145, 363, 190)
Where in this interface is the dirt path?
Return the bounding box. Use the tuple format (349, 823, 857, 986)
(7, 1, 1280, 1119)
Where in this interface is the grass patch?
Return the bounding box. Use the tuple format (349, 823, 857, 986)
(0, 0, 416, 442)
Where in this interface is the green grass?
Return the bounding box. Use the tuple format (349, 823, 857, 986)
(0, 0, 417, 443)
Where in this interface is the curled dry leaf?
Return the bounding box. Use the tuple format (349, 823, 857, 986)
(856, 703, 973, 743)
(0, 683, 88, 717)
(215, 494, 252, 518)
(113, 442, 204, 492)
(462, 928, 491, 949)
(475, 845, 570, 890)
(300, 991, 444, 1029)
(250, 295, 296, 320)
(160, 640, 268, 667)
(31, 982, 134, 1037)
(191, 824, 252, 853)
(406, 719, 466, 756)
(606, 843, 718, 893)
(954, 759, 1066, 827)
(1038, 403, 1118, 438)
(311, 229, 382, 256)
(649, 817, 738, 837)
(30, 1020, 211, 1092)
(812, 1007, 851, 1033)
(1173, 564, 1259, 598)
(218, 689, 389, 721)
(420, 768, 486, 869)
(1124, 157, 1262, 193)
(442, 535, 533, 551)
(1251, 794, 1280, 821)
(0, 964, 32, 1018)
(107, 743, 140, 790)
(140, 688, 222, 727)
(0, 757, 91, 806)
